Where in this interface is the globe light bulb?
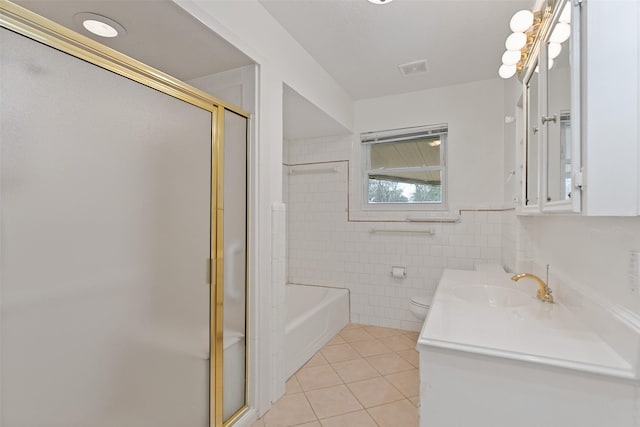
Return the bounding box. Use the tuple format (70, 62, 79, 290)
(499, 64, 517, 79)
(505, 32, 527, 51)
(502, 50, 522, 66)
(559, 2, 571, 24)
(550, 23, 571, 44)
(548, 43, 562, 59)
(510, 10, 534, 33)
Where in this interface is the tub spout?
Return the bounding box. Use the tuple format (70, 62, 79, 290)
(511, 273, 554, 303)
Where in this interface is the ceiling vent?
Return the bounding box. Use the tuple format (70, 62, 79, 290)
(398, 59, 429, 76)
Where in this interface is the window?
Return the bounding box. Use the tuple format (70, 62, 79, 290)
(361, 124, 447, 206)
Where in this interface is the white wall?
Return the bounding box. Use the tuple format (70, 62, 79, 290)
(286, 79, 509, 331)
(188, 64, 256, 113)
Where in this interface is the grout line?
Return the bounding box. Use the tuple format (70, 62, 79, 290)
(315, 407, 382, 426)
(300, 389, 321, 424)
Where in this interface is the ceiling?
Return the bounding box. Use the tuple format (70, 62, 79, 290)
(12, 0, 254, 81)
(260, 0, 532, 100)
(10, 0, 533, 139)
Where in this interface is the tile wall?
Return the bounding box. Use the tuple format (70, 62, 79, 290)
(285, 136, 507, 331)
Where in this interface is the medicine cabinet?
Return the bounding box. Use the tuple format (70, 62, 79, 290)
(522, 0, 581, 213)
(521, 0, 640, 216)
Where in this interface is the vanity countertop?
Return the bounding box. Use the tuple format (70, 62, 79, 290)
(418, 269, 634, 379)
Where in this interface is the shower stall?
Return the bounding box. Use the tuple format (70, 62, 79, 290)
(0, 3, 249, 426)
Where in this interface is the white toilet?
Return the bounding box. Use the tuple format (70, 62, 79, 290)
(409, 296, 432, 321)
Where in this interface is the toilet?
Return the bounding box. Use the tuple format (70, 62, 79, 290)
(410, 296, 432, 321)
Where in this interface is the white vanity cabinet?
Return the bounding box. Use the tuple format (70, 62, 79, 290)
(580, 0, 640, 216)
(521, 0, 640, 216)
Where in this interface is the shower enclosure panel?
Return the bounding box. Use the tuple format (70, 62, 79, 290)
(1, 26, 213, 426)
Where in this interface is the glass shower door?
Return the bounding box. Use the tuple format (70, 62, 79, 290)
(1, 27, 213, 427)
(221, 110, 249, 423)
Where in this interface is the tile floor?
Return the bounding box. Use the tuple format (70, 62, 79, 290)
(252, 323, 420, 427)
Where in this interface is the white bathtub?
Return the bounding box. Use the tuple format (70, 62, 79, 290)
(285, 284, 349, 378)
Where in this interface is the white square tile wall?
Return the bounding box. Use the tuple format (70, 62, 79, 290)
(286, 136, 505, 331)
(501, 210, 517, 273)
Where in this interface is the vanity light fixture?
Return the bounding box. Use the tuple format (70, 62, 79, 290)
(498, 9, 545, 79)
(428, 140, 441, 147)
(367, 0, 393, 4)
(73, 13, 126, 38)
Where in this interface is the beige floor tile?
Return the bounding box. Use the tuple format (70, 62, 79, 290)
(363, 326, 405, 338)
(378, 334, 416, 351)
(305, 384, 363, 419)
(339, 328, 374, 343)
(296, 364, 343, 391)
(321, 343, 360, 364)
(346, 376, 404, 408)
(341, 323, 364, 332)
(331, 358, 380, 383)
(286, 375, 303, 395)
(403, 331, 420, 341)
(367, 399, 419, 427)
(251, 419, 265, 427)
(319, 410, 378, 427)
(262, 394, 317, 427)
(409, 395, 420, 407)
(293, 422, 321, 427)
(349, 339, 393, 357)
(385, 369, 419, 398)
(366, 353, 414, 375)
(396, 348, 420, 368)
(304, 352, 329, 369)
(325, 335, 346, 346)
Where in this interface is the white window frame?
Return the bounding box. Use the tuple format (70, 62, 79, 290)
(360, 124, 448, 211)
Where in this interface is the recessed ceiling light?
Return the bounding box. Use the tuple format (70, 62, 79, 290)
(73, 13, 126, 38)
(368, 0, 394, 4)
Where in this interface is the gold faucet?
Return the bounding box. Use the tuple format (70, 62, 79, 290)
(511, 273, 554, 303)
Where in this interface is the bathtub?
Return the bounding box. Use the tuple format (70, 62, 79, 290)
(285, 283, 349, 378)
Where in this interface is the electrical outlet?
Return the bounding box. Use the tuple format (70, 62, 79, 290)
(631, 251, 640, 294)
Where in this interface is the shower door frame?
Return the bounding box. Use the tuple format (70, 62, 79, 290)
(0, 1, 250, 426)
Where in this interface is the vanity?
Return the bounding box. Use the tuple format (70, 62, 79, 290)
(417, 269, 639, 427)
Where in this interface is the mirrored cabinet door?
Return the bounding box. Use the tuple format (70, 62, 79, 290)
(541, 0, 581, 212)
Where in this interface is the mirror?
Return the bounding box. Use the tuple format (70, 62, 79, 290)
(525, 63, 540, 207)
(545, 0, 573, 203)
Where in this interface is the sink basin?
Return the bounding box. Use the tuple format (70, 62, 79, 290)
(451, 285, 533, 308)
